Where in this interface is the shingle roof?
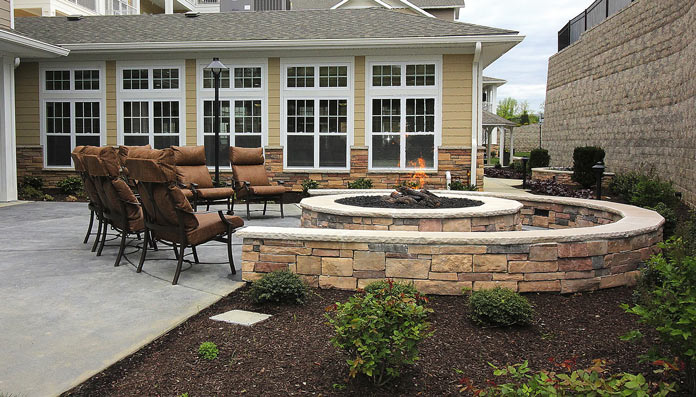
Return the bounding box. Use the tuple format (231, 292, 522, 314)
(483, 110, 517, 127)
(290, 0, 465, 10)
(13, 9, 516, 46)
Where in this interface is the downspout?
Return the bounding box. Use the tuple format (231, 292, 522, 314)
(470, 42, 481, 187)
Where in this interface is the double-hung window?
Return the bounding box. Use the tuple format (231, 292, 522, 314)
(118, 63, 185, 149)
(282, 61, 351, 170)
(40, 63, 105, 167)
(367, 60, 440, 170)
(198, 60, 266, 168)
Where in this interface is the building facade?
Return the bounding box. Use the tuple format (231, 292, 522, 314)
(5, 9, 522, 199)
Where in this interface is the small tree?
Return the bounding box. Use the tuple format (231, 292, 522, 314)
(496, 97, 518, 121)
(572, 146, 605, 188)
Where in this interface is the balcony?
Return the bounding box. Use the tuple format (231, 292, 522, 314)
(483, 102, 494, 113)
(107, 0, 137, 14)
(65, 0, 97, 11)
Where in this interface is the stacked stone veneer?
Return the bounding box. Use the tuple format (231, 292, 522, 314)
(301, 210, 521, 232)
(16, 145, 485, 191)
(239, 193, 663, 294)
(544, 0, 696, 207)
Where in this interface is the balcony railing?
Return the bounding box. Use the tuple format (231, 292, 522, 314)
(66, 0, 97, 11)
(107, 0, 137, 14)
(558, 0, 633, 51)
(483, 102, 494, 113)
(197, 0, 219, 4)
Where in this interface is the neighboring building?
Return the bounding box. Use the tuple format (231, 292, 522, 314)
(480, 75, 504, 147)
(290, 0, 465, 21)
(0, 0, 69, 201)
(13, 0, 195, 17)
(1, 9, 522, 199)
(544, 0, 695, 206)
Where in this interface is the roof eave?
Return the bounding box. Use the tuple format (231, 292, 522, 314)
(0, 29, 69, 58)
(57, 34, 523, 53)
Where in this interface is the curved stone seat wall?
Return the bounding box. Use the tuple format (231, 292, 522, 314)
(238, 192, 663, 295)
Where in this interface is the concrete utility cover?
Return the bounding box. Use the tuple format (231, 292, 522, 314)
(210, 310, 272, 326)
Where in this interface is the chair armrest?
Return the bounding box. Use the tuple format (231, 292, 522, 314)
(218, 210, 239, 228)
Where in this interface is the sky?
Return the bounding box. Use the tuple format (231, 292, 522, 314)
(458, 0, 589, 114)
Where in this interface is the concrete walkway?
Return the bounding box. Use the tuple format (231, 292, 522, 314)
(0, 201, 300, 397)
(483, 176, 532, 195)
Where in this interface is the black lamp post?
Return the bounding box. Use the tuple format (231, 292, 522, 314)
(204, 57, 228, 186)
(592, 161, 605, 200)
(538, 113, 544, 149)
(521, 157, 529, 189)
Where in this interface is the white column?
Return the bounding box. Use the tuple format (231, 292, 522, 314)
(0, 56, 18, 202)
(470, 42, 481, 187)
(165, 0, 174, 14)
(510, 127, 514, 161)
(500, 127, 505, 166)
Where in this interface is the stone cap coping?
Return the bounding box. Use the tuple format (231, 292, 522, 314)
(237, 191, 664, 245)
(299, 193, 522, 219)
(532, 167, 615, 176)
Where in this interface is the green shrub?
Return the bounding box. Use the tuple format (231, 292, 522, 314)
(528, 148, 550, 170)
(363, 279, 420, 300)
(512, 160, 525, 174)
(623, 237, 696, 393)
(21, 176, 44, 190)
(459, 360, 677, 396)
(347, 177, 373, 189)
(630, 178, 679, 209)
(572, 146, 605, 188)
(301, 179, 319, 193)
(326, 287, 432, 386)
(197, 341, 219, 360)
(449, 180, 478, 191)
(57, 176, 83, 196)
(468, 287, 534, 327)
(247, 270, 309, 305)
(610, 172, 643, 200)
(18, 186, 44, 200)
(647, 202, 677, 238)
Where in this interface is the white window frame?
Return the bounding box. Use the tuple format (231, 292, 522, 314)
(280, 57, 354, 171)
(39, 62, 107, 169)
(365, 56, 442, 171)
(196, 58, 268, 169)
(116, 61, 186, 148)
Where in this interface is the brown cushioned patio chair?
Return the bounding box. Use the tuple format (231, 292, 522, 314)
(82, 147, 147, 267)
(117, 144, 151, 189)
(71, 146, 105, 249)
(229, 146, 287, 219)
(171, 145, 235, 213)
(126, 148, 244, 285)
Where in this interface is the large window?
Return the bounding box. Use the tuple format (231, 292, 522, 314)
(118, 63, 185, 148)
(198, 60, 266, 167)
(367, 59, 440, 170)
(282, 61, 351, 169)
(41, 64, 105, 167)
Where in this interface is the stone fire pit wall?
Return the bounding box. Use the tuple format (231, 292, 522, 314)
(238, 192, 664, 295)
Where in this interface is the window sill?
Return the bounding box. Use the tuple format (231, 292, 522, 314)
(283, 168, 351, 174)
(368, 169, 439, 174)
(43, 167, 76, 171)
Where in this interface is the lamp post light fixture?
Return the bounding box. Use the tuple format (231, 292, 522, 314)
(203, 57, 229, 186)
(521, 157, 529, 189)
(592, 161, 605, 200)
(538, 112, 544, 149)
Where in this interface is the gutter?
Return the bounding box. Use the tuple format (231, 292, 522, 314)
(57, 35, 523, 53)
(0, 29, 70, 56)
(471, 41, 481, 187)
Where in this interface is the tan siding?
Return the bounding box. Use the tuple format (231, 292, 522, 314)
(441, 54, 473, 147)
(106, 61, 117, 146)
(139, 0, 163, 14)
(185, 59, 197, 146)
(353, 56, 365, 146)
(0, 1, 10, 30)
(15, 62, 40, 146)
(427, 8, 456, 21)
(267, 57, 280, 147)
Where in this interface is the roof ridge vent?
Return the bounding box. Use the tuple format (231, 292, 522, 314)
(67, 14, 83, 21)
(185, 11, 200, 17)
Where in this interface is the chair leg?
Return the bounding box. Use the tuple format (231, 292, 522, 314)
(172, 243, 179, 260)
(151, 237, 158, 251)
(280, 197, 285, 219)
(114, 230, 127, 267)
(206, 202, 210, 211)
(84, 210, 95, 244)
(227, 229, 236, 275)
(137, 229, 150, 273)
(91, 218, 103, 252)
(192, 245, 200, 264)
(97, 222, 108, 256)
(246, 200, 251, 219)
(230, 197, 235, 215)
(172, 244, 186, 285)
(263, 200, 267, 215)
(226, 197, 233, 215)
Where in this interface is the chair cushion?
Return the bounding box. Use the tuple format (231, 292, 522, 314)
(154, 212, 243, 246)
(172, 146, 206, 166)
(111, 179, 142, 221)
(249, 185, 288, 196)
(125, 150, 177, 183)
(230, 146, 264, 165)
(232, 164, 269, 187)
(195, 187, 235, 200)
(71, 146, 86, 171)
(176, 165, 214, 189)
(181, 188, 194, 199)
(118, 144, 152, 171)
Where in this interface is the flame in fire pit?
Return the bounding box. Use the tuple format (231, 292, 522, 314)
(407, 157, 427, 189)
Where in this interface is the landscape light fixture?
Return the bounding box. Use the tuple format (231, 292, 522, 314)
(592, 161, 605, 200)
(203, 57, 229, 185)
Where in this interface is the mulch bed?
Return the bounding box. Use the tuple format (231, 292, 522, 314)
(63, 286, 689, 396)
(337, 195, 484, 209)
(484, 167, 524, 179)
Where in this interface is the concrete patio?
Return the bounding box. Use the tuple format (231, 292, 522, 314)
(0, 201, 300, 397)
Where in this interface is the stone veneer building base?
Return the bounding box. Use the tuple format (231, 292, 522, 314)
(238, 191, 663, 295)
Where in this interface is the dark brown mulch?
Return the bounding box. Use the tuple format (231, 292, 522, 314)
(484, 167, 524, 179)
(63, 286, 689, 396)
(337, 195, 484, 209)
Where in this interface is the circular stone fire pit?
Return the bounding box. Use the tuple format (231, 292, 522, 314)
(300, 193, 523, 232)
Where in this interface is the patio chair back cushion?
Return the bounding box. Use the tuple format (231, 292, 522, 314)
(118, 144, 152, 176)
(230, 146, 269, 186)
(71, 146, 86, 171)
(71, 146, 103, 208)
(80, 146, 120, 177)
(125, 157, 199, 231)
(83, 154, 143, 228)
(172, 146, 214, 189)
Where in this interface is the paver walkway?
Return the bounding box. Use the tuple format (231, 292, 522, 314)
(0, 201, 300, 396)
(483, 176, 532, 195)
